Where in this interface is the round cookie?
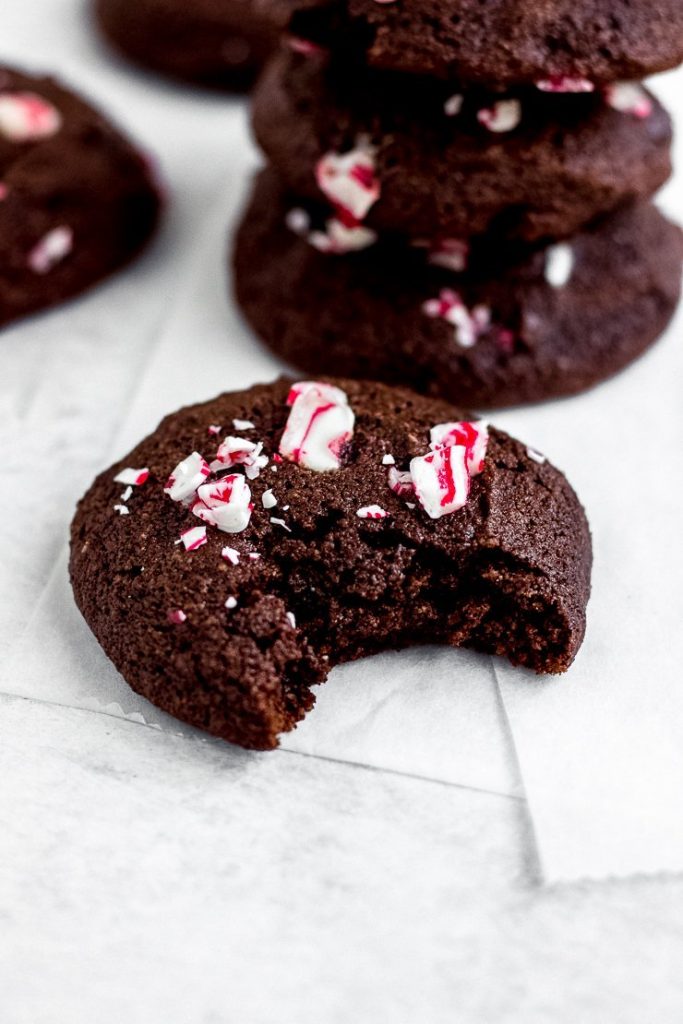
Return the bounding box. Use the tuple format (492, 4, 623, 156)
(70, 376, 592, 750)
(266, 0, 683, 87)
(233, 171, 683, 409)
(253, 50, 672, 244)
(95, 0, 279, 89)
(0, 67, 160, 331)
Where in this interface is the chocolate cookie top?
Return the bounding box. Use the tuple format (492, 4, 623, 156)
(266, 0, 683, 86)
(0, 66, 159, 329)
(71, 377, 592, 750)
(253, 50, 672, 244)
(233, 171, 683, 408)
(95, 0, 279, 89)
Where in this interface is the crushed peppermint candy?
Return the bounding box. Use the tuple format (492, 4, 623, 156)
(427, 238, 469, 273)
(168, 609, 187, 624)
(207, 424, 222, 436)
(536, 76, 595, 93)
(382, 454, 395, 465)
(286, 206, 377, 254)
(165, 451, 211, 503)
(315, 136, 380, 227)
(429, 421, 489, 476)
(422, 289, 491, 348)
(120, 486, 133, 503)
(357, 505, 389, 519)
(410, 444, 470, 520)
(545, 242, 575, 288)
(248, 552, 261, 561)
(477, 99, 521, 133)
(0, 91, 62, 141)
(270, 517, 291, 532)
(286, 35, 327, 56)
(526, 447, 547, 464)
(280, 381, 354, 472)
(388, 466, 415, 497)
(233, 418, 255, 430)
(180, 525, 207, 551)
(261, 489, 278, 509)
(193, 475, 253, 534)
(225, 596, 238, 610)
(210, 436, 268, 479)
(286, 611, 297, 628)
(113, 504, 129, 516)
(114, 467, 149, 487)
(221, 546, 240, 565)
(28, 226, 73, 274)
(605, 82, 653, 119)
(444, 93, 464, 117)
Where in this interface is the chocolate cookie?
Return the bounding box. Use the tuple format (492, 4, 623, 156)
(70, 377, 592, 750)
(252, 50, 672, 244)
(266, 0, 683, 87)
(233, 171, 683, 408)
(95, 0, 278, 89)
(0, 67, 160, 331)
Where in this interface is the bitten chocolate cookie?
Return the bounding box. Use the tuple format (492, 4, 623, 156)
(95, 0, 278, 89)
(266, 0, 683, 87)
(253, 50, 672, 244)
(233, 171, 683, 408)
(0, 67, 160, 331)
(70, 377, 592, 750)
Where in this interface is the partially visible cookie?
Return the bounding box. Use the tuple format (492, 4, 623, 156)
(0, 67, 160, 331)
(265, 0, 683, 87)
(233, 170, 683, 409)
(70, 376, 592, 750)
(95, 0, 278, 89)
(253, 50, 672, 244)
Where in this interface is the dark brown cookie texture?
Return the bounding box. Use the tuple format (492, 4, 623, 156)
(0, 67, 160, 331)
(265, 0, 683, 87)
(233, 170, 683, 409)
(253, 50, 672, 244)
(70, 377, 592, 750)
(95, 0, 278, 89)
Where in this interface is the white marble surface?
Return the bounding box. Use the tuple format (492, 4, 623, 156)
(3, 1, 683, 1019)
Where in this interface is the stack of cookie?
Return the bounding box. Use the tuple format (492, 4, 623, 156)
(234, 0, 683, 407)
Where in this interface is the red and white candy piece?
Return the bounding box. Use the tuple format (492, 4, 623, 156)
(114, 467, 149, 487)
(477, 99, 521, 133)
(210, 436, 268, 480)
(286, 206, 377, 254)
(422, 289, 491, 348)
(605, 82, 653, 119)
(280, 381, 354, 472)
(192, 474, 253, 534)
(387, 466, 415, 497)
(168, 609, 187, 624)
(0, 91, 62, 141)
(180, 525, 207, 551)
(28, 226, 73, 274)
(164, 451, 211, 503)
(410, 444, 470, 520)
(315, 136, 380, 227)
(536, 76, 594, 93)
(221, 546, 240, 565)
(429, 421, 489, 476)
(356, 505, 389, 519)
(427, 237, 469, 273)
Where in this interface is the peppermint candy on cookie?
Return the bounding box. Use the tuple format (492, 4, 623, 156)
(279, 381, 354, 471)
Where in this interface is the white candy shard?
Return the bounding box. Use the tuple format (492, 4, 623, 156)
(429, 421, 489, 476)
(270, 517, 292, 531)
(444, 93, 464, 117)
(192, 475, 253, 534)
(180, 525, 207, 551)
(545, 242, 575, 288)
(287, 205, 377, 254)
(280, 381, 354, 472)
(286, 611, 297, 628)
(261, 489, 277, 509)
(28, 226, 73, 274)
(113, 505, 129, 516)
(225, 596, 238, 610)
(232, 419, 255, 430)
(0, 91, 62, 141)
(210, 436, 268, 479)
(477, 99, 521, 133)
(536, 76, 595, 93)
(387, 466, 415, 497)
(382, 453, 395, 465)
(315, 137, 380, 225)
(526, 447, 547, 464)
(605, 82, 653, 119)
(221, 546, 240, 565)
(410, 444, 470, 519)
(164, 452, 211, 503)
(357, 505, 389, 519)
(422, 288, 491, 348)
(114, 467, 149, 486)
